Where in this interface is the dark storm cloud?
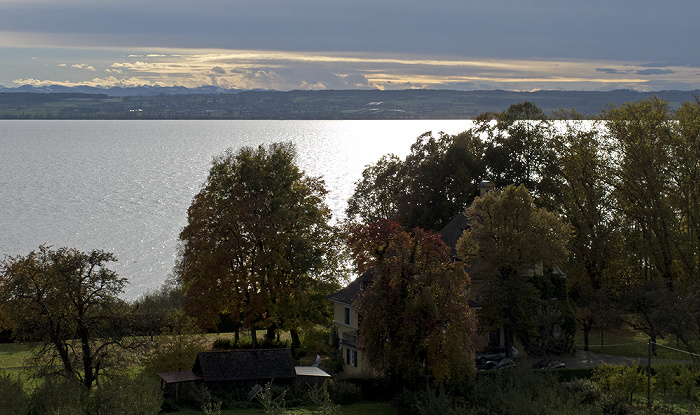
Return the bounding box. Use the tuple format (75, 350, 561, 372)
(3, 0, 699, 65)
(636, 69, 675, 75)
(597, 68, 627, 75)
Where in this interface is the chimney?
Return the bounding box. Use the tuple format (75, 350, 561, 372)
(479, 180, 495, 197)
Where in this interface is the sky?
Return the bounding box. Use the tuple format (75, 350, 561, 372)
(1, 0, 699, 92)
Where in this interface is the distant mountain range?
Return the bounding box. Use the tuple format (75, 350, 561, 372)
(0, 84, 253, 97)
(1, 85, 698, 119)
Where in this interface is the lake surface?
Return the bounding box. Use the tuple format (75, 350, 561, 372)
(0, 120, 472, 299)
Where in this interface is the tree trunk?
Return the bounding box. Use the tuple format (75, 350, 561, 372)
(504, 326, 515, 358)
(234, 326, 240, 344)
(266, 325, 276, 341)
(251, 327, 258, 348)
(583, 325, 590, 352)
(290, 329, 301, 350)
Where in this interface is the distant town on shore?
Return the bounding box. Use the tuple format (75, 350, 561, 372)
(1, 86, 698, 119)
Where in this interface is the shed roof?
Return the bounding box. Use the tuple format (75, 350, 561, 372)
(158, 370, 203, 384)
(295, 366, 331, 377)
(193, 349, 297, 382)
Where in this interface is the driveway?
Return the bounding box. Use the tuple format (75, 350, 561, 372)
(544, 350, 692, 369)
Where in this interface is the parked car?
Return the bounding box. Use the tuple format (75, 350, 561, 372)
(475, 346, 519, 365)
(495, 358, 516, 370)
(532, 359, 566, 369)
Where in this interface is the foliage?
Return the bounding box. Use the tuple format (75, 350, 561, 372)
(326, 380, 362, 405)
(257, 382, 288, 415)
(177, 142, 344, 346)
(476, 101, 559, 208)
(130, 281, 184, 339)
(348, 219, 477, 385)
(141, 312, 206, 375)
(29, 375, 89, 415)
(592, 363, 648, 404)
(0, 246, 138, 388)
(457, 184, 571, 355)
(0, 373, 29, 414)
(88, 372, 164, 415)
(346, 131, 486, 231)
(307, 382, 340, 415)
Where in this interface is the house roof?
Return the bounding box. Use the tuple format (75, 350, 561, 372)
(192, 349, 297, 382)
(438, 211, 470, 258)
(327, 269, 374, 305)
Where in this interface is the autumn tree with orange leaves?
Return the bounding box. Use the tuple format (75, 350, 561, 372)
(177, 142, 343, 348)
(348, 219, 476, 386)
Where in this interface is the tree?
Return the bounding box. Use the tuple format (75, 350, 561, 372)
(0, 246, 134, 388)
(604, 97, 678, 288)
(347, 219, 476, 386)
(550, 112, 622, 351)
(456, 185, 571, 356)
(177, 142, 342, 348)
(346, 131, 486, 231)
(476, 102, 559, 208)
(346, 154, 405, 225)
(671, 98, 700, 283)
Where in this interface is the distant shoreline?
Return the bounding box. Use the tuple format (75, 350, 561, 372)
(1, 89, 698, 120)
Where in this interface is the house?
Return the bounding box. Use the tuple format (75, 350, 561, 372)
(328, 181, 568, 374)
(158, 348, 330, 399)
(327, 270, 376, 377)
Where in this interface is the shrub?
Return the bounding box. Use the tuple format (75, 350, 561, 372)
(592, 363, 648, 404)
(327, 380, 362, 405)
(212, 338, 234, 349)
(300, 326, 333, 356)
(558, 378, 603, 406)
(89, 373, 163, 415)
(0, 373, 29, 414)
(29, 375, 88, 415)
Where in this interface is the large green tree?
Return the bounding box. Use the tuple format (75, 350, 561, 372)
(476, 102, 559, 208)
(347, 130, 487, 231)
(347, 219, 476, 386)
(550, 113, 622, 351)
(0, 246, 134, 388)
(176, 142, 342, 347)
(456, 185, 571, 356)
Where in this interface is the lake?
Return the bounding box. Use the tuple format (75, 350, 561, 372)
(0, 120, 472, 299)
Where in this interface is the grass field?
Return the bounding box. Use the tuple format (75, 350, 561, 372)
(163, 402, 396, 415)
(574, 327, 697, 361)
(0, 342, 34, 369)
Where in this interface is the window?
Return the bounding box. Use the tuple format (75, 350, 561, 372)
(344, 307, 351, 325)
(346, 348, 357, 367)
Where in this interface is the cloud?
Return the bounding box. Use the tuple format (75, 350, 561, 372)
(636, 69, 675, 75)
(596, 68, 627, 75)
(72, 64, 97, 71)
(7, 48, 700, 92)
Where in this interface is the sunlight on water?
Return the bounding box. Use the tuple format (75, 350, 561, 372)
(0, 120, 472, 299)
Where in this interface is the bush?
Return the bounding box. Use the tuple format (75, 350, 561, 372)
(89, 373, 163, 415)
(327, 380, 362, 405)
(592, 363, 648, 404)
(300, 326, 333, 356)
(29, 375, 89, 415)
(558, 378, 603, 406)
(0, 373, 29, 414)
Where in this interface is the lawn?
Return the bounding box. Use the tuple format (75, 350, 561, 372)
(575, 327, 697, 361)
(165, 402, 396, 415)
(0, 342, 34, 369)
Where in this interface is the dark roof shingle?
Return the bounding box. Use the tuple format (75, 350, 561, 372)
(193, 349, 297, 382)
